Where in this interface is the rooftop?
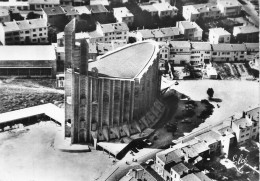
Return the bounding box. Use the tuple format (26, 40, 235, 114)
(86, 4, 108, 14)
(61, 6, 79, 16)
(99, 22, 129, 33)
(0, 8, 9, 17)
(136, 29, 155, 39)
(140, 4, 158, 12)
(191, 42, 211, 51)
(0, 45, 56, 61)
(178, 21, 200, 30)
(90, 0, 109, 6)
(74, 6, 91, 15)
(181, 146, 199, 158)
(209, 27, 231, 36)
(168, 41, 191, 48)
(29, 0, 60, 4)
(181, 173, 201, 181)
(234, 25, 259, 34)
(212, 44, 233, 51)
(43, 6, 66, 15)
(113, 7, 134, 17)
(87, 30, 103, 39)
(217, 0, 242, 7)
(0, 21, 19, 32)
(191, 141, 209, 154)
(88, 41, 159, 79)
(194, 172, 212, 181)
(230, 44, 246, 51)
(244, 43, 259, 51)
(195, 130, 221, 145)
(157, 149, 183, 164)
(153, 2, 178, 12)
(171, 163, 189, 176)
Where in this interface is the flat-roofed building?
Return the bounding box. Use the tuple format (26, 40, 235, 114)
(217, 0, 242, 17)
(209, 27, 231, 44)
(152, 2, 178, 19)
(113, 7, 134, 26)
(0, 21, 20, 45)
(61, 6, 80, 21)
(42, 6, 66, 27)
(176, 21, 202, 41)
(140, 4, 158, 17)
(0, 45, 56, 77)
(183, 3, 221, 22)
(233, 25, 259, 43)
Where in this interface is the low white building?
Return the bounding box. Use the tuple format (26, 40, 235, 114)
(139, 4, 158, 17)
(113, 7, 134, 26)
(152, 2, 178, 19)
(183, 3, 222, 22)
(209, 28, 231, 44)
(233, 25, 259, 43)
(28, 0, 60, 11)
(176, 21, 203, 41)
(168, 41, 191, 64)
(0, 0, 29, 11)
(217, 0, 242, 17)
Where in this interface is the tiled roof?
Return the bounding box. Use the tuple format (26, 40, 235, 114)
(43, 6, 66, 15)
(168, 41, 191, 48)
(157, 149, 183, 164)
(0, 45, 56, 61)
(88, 30, 103, 39)
(195, 171, 212, 181)
(0, 21, 19, 32)
(171, 163, 189, 176)
(74, 6, 91, 15)
(88, 41, 158, 78)
(181, 173, 202, 181)
(62, 6, 79, 16)
(244, 43, 259, 51)
(86, 4, 108, 14)
(137, 29, 155, 39)
(191, 141, 209, 154)
(140, 4, 158, 12)
(230, 44, 246, 51)
(29, 0, 60, 4)
(99, 22, 129, 33)
(234, 25, 259, 34)
(195, 130, 221, 145)
(209, 28, 231, 36)
(153, 2, 178, 11)
(181, 146, 199, 158)
(212, 44, 233, 51)
(191, 42, 211, 51)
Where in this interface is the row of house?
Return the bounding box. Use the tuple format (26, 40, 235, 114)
(183, 0, 242, 22)
(0, 18, 48, 45)
(133, 107, 259, 181)
(130, 21, 203, 42)
(159, 41, 259, 65)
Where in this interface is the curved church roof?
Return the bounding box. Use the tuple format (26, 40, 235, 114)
(88, 41, 159, 79)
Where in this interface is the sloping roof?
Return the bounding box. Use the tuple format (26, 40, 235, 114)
(43, 6, 66, 16)
(137, 29, 155, 39)
(74, 6, 91, 15)
(88, 41, 158, 78)
(181, 146, 199, 158)
(0, 8, 9, 17)
(97, 142, 127, 156)
(218, 0, 242, 7)
(0, 21, 19, 32)
(157, 149, 183, 164)
(0, 45, 56, 61)
(140, 4, 158, 12)
(244, 43, 259, 51)
(195, 130, 221, 145)
(161, 27, 180, 36)
(171, 163, 189, 176)
(181, 173, 201, 181)
(113, 7, 134, 17)
(234, 25, 259, 34)
(99, 22, 129, 33)
(191, 42, 211, 51)
(14, 19, 47, 30)
(212, 44, 233, 51)
(88, 30, 103, 39)
(90, 0, 109, 6)
(169, 41, 191, 48)
(62, 6, 79, 16)
(230, 44, 246, 51)
(209, 27, 230, 36)
(195, 171, 212, 181)
(28, 0, 60, 4)
(178, 21, 197, 29)
(191, 141, 209, 154)
(86, 4, 108, 14)
(153, 2, 178, 11)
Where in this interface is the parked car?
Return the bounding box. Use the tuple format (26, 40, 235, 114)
(143, 139, 152, 146)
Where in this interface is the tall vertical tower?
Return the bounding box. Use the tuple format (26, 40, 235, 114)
(64, 19, 89, 144)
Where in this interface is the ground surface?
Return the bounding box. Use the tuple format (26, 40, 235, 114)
(0, 121, 113, 181)
(0, 79, 64, 113)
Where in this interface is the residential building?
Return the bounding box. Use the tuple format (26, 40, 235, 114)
(42, 6, 66, 27)
(208, 28, 231, 44)
(159, 42, 170, 61)
(28, 0, 60, 11)
(0, 45, 56, 77)
(176, 21, 202, 41)
(183, 3, 221, 22)
(96, 22, 129, 43)
(170, 162, 197, 181)
(168, 41, 191, 64)
(139, 4, 158, 17)
(0, 0, 29, 11)
(233, 25, 259, 43)
(217, 0, 242, 17)
(0, 18, 48, 45)
(231, 107, 259, 144)
(73, 6, 91, 15)
(60, 0, 88, 6)
(90, 0, 109, 6)
(113, 7, 134, 26)
(61, 6, 80, 20)
(0, 8, 10, 23)
(86, 4, 109, 15)
(152, 2, 178, 19)
(211, 43, 246, 62)
(190, 42, 212, 64)
(245, 43, 259, 60)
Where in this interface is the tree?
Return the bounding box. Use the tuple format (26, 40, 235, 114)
(207, 88, 214, 99)
(26, 12, 40, 19)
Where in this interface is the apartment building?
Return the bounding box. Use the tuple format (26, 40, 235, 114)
(113, 7, 134, 26)
(139, 4, 158, 17)
(0, 0, 29, 11)
(152, 2, 178, 19)
(217, 0, 242, 17)
(195, 131, 222, 154)
(28, 0, 60, 11)
(168, 41, 191, 64)
(42, 6, 66, 27)
(233, 25, 259, 43)
(60, 0, 88, 6)
(209, 28, 231, 44)
(73, 6, 91, 15)
(61, 6, 80, 21)
(0, 8, 10, 23)
(96, 22, 129, 43)
(190, 42, 212, 64)
(183, 3, 221, 22)
(211, 43, 246, 62)
(0, 21, 20, 45)
(176, 21, 202, 41)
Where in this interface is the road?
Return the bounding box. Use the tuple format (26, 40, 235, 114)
(242, 1, 259, 27)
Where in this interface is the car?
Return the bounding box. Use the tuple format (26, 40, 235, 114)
(145, 159, 154, 165)
(143, 139, 152, 146)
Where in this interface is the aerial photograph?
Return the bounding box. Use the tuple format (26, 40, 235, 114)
(0, 0, 259, 180)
